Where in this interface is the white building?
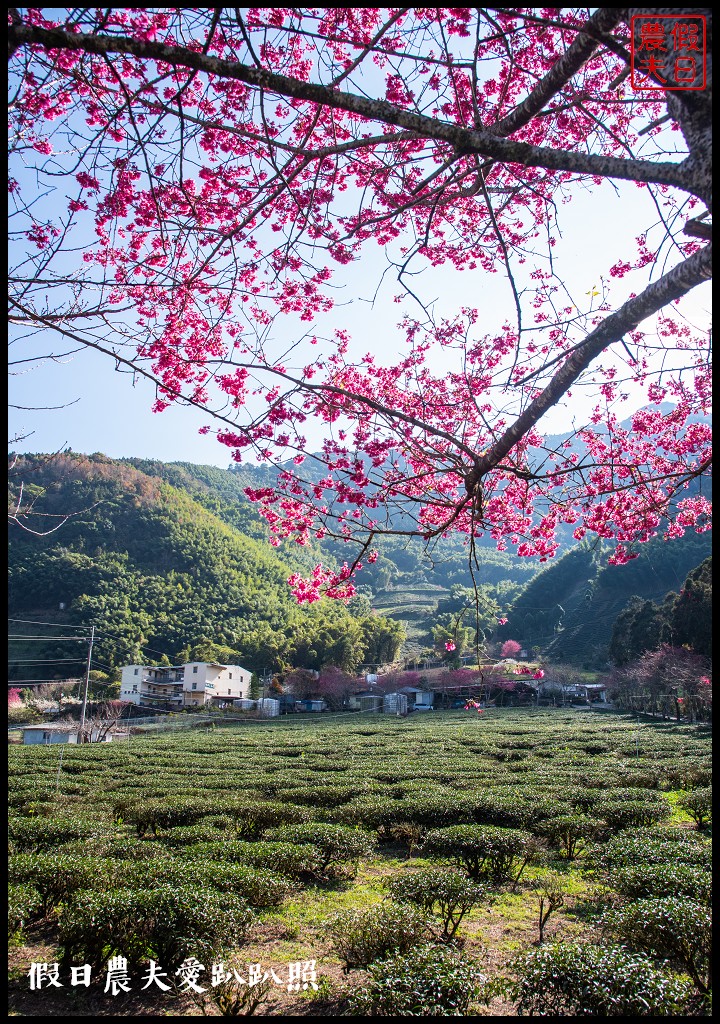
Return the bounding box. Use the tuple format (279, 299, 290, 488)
(398, 686, 435, 710)
(22, 724, 128, 744)
(120, 662, 251, 709)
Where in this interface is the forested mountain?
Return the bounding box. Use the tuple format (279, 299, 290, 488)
(122, 456, 542, 585)
(8, 452, 711, 677)
(8, 453, 403, 680)
(495, 532, 712, 669)
(608, 556, 712, 665)
(121, 457, 542, 660)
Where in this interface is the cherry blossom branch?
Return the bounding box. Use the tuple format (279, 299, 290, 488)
(466, 243, 712, 491)
(8, 21, 696, 193)
(488, 8, 624, 138)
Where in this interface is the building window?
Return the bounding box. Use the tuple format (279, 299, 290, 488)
(228, 689, 231, 695)
(229, 672, 233, 679)
(134, 668, 139, 676)
(192, 682, 197, 690)
(193, 665, 198, 674)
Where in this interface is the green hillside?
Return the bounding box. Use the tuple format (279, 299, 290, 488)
(7, 454, 403, 678)
(496, 532, 712, 668)
(121, 457, 541, 659)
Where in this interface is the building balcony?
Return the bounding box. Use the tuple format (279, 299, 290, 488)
(138, 691, 183, 703)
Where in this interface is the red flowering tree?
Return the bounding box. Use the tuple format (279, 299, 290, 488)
(283, 668, 317, 701)
(316, 666, 358, 710)
(8, 9, 712, 600)
(376, 670, 423, 694)
(501, 639, 523, 659)
(438, 668, 482, 688)
(609, 643, 712, 721)
(8, 687, 23, 708)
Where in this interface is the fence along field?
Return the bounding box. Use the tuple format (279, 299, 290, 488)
(8, 709, 712, 1016)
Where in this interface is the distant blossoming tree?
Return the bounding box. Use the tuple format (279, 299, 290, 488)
(8, 8, 712, 600)
(501, 639, 523, 659)
(609, 643, 711, 720)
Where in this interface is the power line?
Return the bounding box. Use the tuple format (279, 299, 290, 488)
(78, 625, 95, 741)
(90, 658, 118, 672)
(8, 635, 90, 642)
(8, 618, 88, 629)
(93, 631, 175, 661)
(8, 658, 86, 664)
(13, 619, 239, 666)
(7, 678, 82, 684)
(11, 624, 254, 674)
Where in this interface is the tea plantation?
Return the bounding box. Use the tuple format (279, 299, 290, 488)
(8, 709, 712, 1016)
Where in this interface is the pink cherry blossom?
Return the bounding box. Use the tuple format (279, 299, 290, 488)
(7, 9, 711, 605)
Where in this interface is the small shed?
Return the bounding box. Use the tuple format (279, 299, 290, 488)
(383, 692, 408, 716)
(578, 683, 608, 703)
(357, 694, 383, 713)
(399, 686, 434, 709)
(296, 699, 326, 713)
(347, 690, 380, 711)
(22, 724, 115, 745)
(233, 698, 257, 710)
(256, 698, 280, 717)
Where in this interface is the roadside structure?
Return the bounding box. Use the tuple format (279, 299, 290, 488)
(21, 723, 128, 744)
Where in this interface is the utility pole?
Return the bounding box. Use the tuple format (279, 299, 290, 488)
(78, 625, 95, 744)
(55, 744, 65, 793)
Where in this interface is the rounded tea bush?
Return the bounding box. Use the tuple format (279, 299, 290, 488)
(587, 830, 712, 874)
(393, 793, 476, 828)
(346, 942, 485, 1016)
(204, 865, 294, 908)
(678, 787, 712, 829)
(598, 799, 671, 832)
(181, 840, 320, 880)
(113, 797, 210, 836)
(59, 837, 167, 861)
(117, 858, 293, 908)
(273, 784, 361, 808)
(8, 853, 113, 913)
(385, 866, 486, 939)
(507, 942, 699, 1016)
(8, 883, 42, 938)
(58, 884, 255, 968)
(156, 823, 230, 848)
(602, 897, 711, 993)
(8, 814, 105, 851)
(422, 824, 538, 885)
(264, 823, 375, 877)
(326, 902, 430, 971)
(328, 795, 407, 835)
(227, 801, 311, 839)
(536, 814, 598, 860)
(610, 863, 711, 904)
